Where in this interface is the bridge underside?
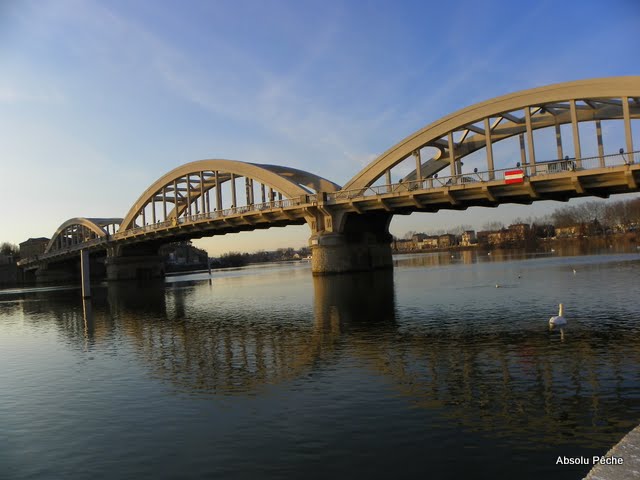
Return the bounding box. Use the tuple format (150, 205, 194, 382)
(30, 253, 106, 283)
(330, 167, 640, 215)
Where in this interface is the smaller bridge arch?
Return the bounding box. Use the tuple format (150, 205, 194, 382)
(45, 217, 122, 254)
(119, 159, 341, 232)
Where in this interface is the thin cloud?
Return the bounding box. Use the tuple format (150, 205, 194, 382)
(0, 85, 65, 105)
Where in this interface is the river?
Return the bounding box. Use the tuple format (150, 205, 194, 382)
(1, 248, 640, 479)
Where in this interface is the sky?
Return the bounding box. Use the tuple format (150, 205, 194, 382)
(1, 0, 639, 255)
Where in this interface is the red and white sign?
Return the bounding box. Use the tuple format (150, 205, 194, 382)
(504, 169, 525, 184)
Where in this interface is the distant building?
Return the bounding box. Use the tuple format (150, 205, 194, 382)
(555, 225, 583, 238)
(422, 236, 439, 249)
(555, 222, 600, 238)
(411, 233, 428, 243)
(508, 223, 531, 240)
(460, 230, 476, 246)
(393, 239, 414, 252)
(438, 234, 456, 248)
(534, 224, 555, 238)
(481, 224, 533, 247)
(476, 231, 491, 245)
(19, 237, 50, 259)
(487, 230, 507, 246)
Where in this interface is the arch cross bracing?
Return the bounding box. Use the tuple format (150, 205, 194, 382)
(119, 159, 341, 232)
(344, 76, 640, 191)
(45, 218, 123, 254)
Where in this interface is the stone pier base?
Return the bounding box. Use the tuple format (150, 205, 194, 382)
(310, 232, 393, 275)
(105, 255, 165, 281)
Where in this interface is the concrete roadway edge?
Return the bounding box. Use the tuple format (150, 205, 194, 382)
(585, 424, 640, 479)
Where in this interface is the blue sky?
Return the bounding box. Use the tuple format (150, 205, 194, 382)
(1, 0, 639, 254)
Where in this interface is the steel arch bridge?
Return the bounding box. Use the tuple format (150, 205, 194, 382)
(19, 76, 640, 279)
(45, 218, 122, 255)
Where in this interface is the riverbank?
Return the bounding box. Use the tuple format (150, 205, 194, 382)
(392, 232, 639, 255)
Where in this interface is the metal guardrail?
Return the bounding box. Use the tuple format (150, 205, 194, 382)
(112, 194, 317, 239)
(17, 237, 106, 265)
(327, 151, 639, 201)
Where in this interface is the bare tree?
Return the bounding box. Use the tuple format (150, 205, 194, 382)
(448, 224, 473, 235)
(482, 221, 504, 231)
(0, 242, 19, 256)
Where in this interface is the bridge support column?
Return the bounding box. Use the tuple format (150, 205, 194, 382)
(105, 245, 165, 281)
(105, 255, 165, 281)
(309, 211, 393, 275)
(81, 249, 91, 298)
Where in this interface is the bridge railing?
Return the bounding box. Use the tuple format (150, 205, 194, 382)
(114, 194, 317, 238)
(327, 150, 639, 202)
(19, 237, 106, 265)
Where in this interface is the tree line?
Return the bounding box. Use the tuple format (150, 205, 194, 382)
(0, 243, 19, 257)
(212, 247, 311, 268)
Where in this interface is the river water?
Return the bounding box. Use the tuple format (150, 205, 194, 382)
(1, 248, 640, 479)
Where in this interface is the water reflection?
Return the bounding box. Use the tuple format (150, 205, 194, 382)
(11, 257, 640, 450)
(313, 270, 396, 330)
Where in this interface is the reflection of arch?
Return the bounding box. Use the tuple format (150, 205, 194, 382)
(119, 159, 341, 231)
(45, 217, 122, 253)
(104, 281, 334, 394)
(354, 326, 640, 449)
(344, 76, 640, 190)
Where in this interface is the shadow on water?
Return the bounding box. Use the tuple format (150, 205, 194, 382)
(313, 269, 396, 330)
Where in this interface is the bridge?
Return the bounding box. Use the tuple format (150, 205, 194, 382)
(18, 76, 640, 282)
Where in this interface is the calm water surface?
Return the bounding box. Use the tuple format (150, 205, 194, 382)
(2, 249, 640, 479)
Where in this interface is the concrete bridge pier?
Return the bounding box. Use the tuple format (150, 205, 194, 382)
(105, 245, 165, 281)
(309, 210, 393, 275)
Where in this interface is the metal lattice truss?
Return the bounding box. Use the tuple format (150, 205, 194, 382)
(119, 159, 341, 231)
(344, 77, 640, 190)
(46, 218, 123, 253)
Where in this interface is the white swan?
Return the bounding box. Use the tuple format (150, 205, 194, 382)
(549, 304, 567, 326)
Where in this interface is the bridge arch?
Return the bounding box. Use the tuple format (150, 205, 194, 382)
(45, 217, 122, 253)
(344, 76, 640, 190)
(119, 159, 341, 232)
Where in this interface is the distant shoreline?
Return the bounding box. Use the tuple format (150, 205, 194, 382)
(392, 232, 639, 255)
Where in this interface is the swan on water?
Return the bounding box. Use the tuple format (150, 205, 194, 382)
(549, 304, 567, 327)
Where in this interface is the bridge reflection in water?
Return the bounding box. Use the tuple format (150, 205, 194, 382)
(19, 263, 640, 452)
